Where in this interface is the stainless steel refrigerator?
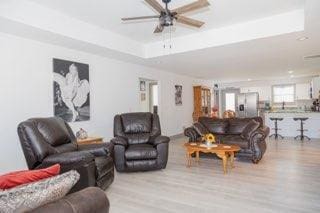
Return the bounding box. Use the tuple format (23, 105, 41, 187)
(237, 93, 259, 117)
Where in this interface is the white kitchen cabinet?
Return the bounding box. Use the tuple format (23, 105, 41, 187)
(296, 83, 310, 100)
(240, 86, 271, 101)
(312, 77, 320, 99)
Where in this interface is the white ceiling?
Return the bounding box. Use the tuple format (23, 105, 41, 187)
(1, 0, 320, 82)
(28, 0, 305, 43)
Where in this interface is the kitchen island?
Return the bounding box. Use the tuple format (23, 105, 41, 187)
(265, 111, 320, 139)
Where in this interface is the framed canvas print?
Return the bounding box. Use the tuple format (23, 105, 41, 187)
(175, 85, 182, 106)
(53, 58, 90, 122)
(140, 80, 146, 91)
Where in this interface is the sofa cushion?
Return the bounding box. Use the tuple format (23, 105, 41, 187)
(228, 119, 251, 135)
(0, 164, 60, 190)
(220, 135, 249, 149)
(125, 144, 157, 160)
(55, 143, 78, 153)
(121, 113, 152, 134)
(199, 117, 229, 134)
(126, 133, 150, 145)
(0, 170, 79, 213)
(193, 123, 209, 136)
(241, 120, 260, 140)
(36, 118, 72, 146)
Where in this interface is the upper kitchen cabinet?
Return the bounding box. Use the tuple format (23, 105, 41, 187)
(296, 83, 311, 100)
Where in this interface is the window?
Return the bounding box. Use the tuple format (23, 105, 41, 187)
(272, 84, 295, 103)
(225, 93, 236, 111)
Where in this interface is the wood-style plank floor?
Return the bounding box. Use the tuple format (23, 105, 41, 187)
(106, 137, 320, 213)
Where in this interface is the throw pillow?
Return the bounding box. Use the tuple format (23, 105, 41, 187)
(241, 120, 260, 140)
(0, 170, 79, 213)
(193, 123, 209, 136)
(0, 164, 60, 190)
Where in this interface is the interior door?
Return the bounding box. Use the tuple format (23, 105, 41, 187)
(221, 89, 240, 114)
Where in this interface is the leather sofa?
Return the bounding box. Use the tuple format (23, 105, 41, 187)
(111, 112, 170, 172)
(18, 117, 114, 192)
(31, 187, 109, 213)
(184, 117, 270, 163)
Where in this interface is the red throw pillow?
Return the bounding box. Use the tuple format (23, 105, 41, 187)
(0, 164, 60, 190)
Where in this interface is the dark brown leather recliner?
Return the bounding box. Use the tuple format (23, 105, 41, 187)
(111, 112, 170, 172)
(17, 117, 114, 192)
(184, 117, 270, 164)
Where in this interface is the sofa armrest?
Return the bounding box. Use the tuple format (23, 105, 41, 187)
(41, 151, 94, 167)
(184, 127, 200, 142)
(150, 135, 170, 146)
(31, 187, 109, 213)
(248, 126, 270, 163)
(252, 126, 270, 139)
(111, 136, 128, 147)
(78, 143, 113, 157)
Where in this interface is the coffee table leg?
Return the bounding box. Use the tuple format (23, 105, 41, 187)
(196, 151, 200, 165)
(222, 155, 228, 174)
(185, 152, 189, 167)
(229, 152, 235, 168)
(217, 152, 228, 174)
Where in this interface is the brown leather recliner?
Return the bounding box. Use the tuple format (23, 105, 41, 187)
(111, 112, 170, 172)
(184, 117, 270, 163)
(17, 117, 114, 192)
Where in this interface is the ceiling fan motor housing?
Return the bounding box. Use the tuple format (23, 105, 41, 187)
(160, 12, 174, 26)
(162, 0, 171, 3)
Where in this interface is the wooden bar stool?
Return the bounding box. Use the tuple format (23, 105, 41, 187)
(269, 117, 284, 139)
(293, 117, 311, 141)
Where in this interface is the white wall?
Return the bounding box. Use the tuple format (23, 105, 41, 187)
(0, 32, 210, 173)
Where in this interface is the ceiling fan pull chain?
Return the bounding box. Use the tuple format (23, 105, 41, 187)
(170, 26, 172, 50)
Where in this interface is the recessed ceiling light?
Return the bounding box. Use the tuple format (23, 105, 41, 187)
(247, 78, 252, 81)
(290, 75, 294, 78)
(297, 36, 308, 41)
(288, 70, 294, 74)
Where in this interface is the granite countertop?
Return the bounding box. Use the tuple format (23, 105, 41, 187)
(265, 110, 319, 113)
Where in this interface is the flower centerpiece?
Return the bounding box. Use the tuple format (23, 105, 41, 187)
(202, 133, 216, 147)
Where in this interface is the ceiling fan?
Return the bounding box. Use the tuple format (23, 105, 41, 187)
(121, 0, 210, 33)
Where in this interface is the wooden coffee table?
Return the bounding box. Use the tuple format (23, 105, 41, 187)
(184, 143, 240, 174)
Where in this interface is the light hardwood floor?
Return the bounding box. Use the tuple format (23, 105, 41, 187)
(107, 137, 320, 213)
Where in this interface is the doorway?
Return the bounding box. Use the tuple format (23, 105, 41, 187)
(139, 78, 159, 113)
(220, 88, 240, 115)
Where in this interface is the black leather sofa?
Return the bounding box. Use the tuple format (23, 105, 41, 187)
(17, 117, 114, 192)
(111, 112, 170, 172)
(31, 187, 109, 213)
(184, 117, 270, 163)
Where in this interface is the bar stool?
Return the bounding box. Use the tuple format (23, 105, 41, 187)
(293, 117, 311, 141)
(269, 117, 284, 139)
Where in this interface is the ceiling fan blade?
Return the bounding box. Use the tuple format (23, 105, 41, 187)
(145, 0, 165, 13)
(154, 25, 164, 33)
(172, 0, 210, 14)
(122, 15, 159, 21)
(176, 15, 204, 28)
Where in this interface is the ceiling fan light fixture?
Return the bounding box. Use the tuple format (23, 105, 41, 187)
(160, 13, 174, 26)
